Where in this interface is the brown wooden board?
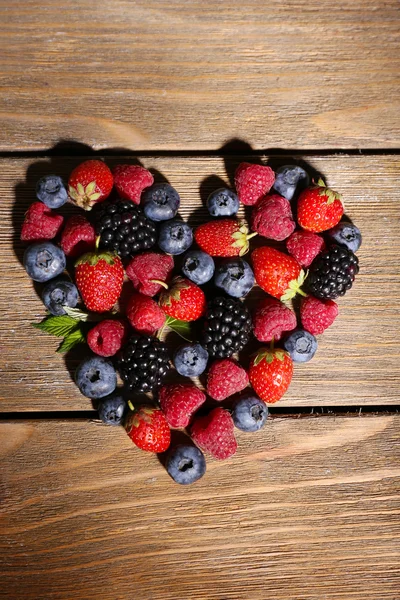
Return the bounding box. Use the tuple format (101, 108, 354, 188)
(0, 416, 399, 599)
(1, 155, 400, 411)
(0, 0, 399, 151)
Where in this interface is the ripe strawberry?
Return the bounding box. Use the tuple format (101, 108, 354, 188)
(191, 407, 237, 460)
(194, 219, 257, 257)
(159, 276, 206, 322)
(75, 249, 124, 313)
(68, 160, 113, 210)
(252, 246, 306, 301)
(249, 347, 293, 404)
(125, 406, 171, 453)
(297, 179, 344, 233)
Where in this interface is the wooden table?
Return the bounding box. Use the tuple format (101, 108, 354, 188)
(1, 2, 399, 599)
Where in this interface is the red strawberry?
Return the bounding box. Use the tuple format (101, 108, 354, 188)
(297, 179, 344, 233)
(112, 164, 154, 204)
(68, 160, 113, 210)
(159, 276, 206, 322)
(20, 201, 64, 241)
(194, 219, 257, 257)
(235, 162, 275, 206)
(75, 249, 124, 313)
(125, 406, 171, 453)
(252, 246, 306, 300)
(191, 407, 237, 460)
(249, 347, 293, 404)
(159, 383, 206, 428)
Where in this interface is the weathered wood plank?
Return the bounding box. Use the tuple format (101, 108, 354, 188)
(0, 0, 399, 150)
(0, 416, 399, 599)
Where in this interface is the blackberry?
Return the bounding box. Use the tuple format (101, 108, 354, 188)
(118, 334, 170, 393)
(93, 199, 157, 258)
(306, 245, 359, 300)
(202, 296, 252, 358)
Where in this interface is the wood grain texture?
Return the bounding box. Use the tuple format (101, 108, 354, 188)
(1, 155, 400, 411)
(0, 0, 399, 151)
(0, 416, 399, 599)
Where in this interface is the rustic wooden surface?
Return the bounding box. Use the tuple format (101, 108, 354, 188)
(1, 415, 399, 600)
(0, 0, 399, 151)
(1, 154, 399, 412)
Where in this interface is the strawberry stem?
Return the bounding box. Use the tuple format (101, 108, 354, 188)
(246, 232, 258, 240)
(297, 288, 308, 297)
(95, 235, 101, 251)
(127, 400, 135, 412)
(150, 279, 169, 289)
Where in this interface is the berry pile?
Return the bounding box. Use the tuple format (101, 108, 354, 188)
(21, 159, 362, 485)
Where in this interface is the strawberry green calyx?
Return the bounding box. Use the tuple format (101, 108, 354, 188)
(75, 250, 119, 267)
(253, 346, 287, 366)
(280, 269, 308, 302)
(315, 178, 343, 206)
(159, 276, 190, 306)
(68, 181, 101, 210)
(231, 222, 258, 256)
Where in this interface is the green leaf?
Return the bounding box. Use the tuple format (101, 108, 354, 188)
(32, 316, 79, 338)
(63, 307, 102, 322)
(165, 316, 193, 342)
(57, 328, 86, 353)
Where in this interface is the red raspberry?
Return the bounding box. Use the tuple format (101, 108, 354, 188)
(300, 295, 338, 335)
(206, 359, 249, 401)
(251, 194, 295, 241)
(112, 165, 154, 204)
(21, 202, 64, 242)
(286, 230, 325, 267)
(253, 297, 297, 342)
(234, 162, 275, 206)
(126, 293, 166, 335)
(126, 252, 174, 296)
(87, 320, 128, 357)
(159, 383, 206, 428)
(61, 215, 96, 258)
(191, 408, 237, 460)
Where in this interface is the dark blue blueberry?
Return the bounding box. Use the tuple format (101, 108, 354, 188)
(36, 175, 68, 209)
(97, 394, 127, 425)
(158, 219, 193, 255)
(173, 343, 209, 377)
(166, 444, 206, 485)
(232, 395, 269, 432)
(273, 165, 310, 201)
(326, 221, 362, 253)
(42, 278, 79, 316)
(75, 356, 117, 399)
(214, 258, 254, 298)
(23, 242, 66, 282)
(283, 329, 318, 363)
(182, 250, 215, 285)
(142, 183, 180, 222)
(207, 188, 240, 217)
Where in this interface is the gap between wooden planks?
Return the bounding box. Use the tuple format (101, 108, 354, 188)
(0, 154, 399, 412)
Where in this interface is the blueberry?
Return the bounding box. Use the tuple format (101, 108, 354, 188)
(207, 188, 240, 217)
(182, 250, 215, 285)
(166, 444, 206, 485)
(23, 242, 66, 282)
(283, 329, 318, 363)
(42, 278, 79, 316)
(232, 395, 269, 432)
(97, 394, 127, 425)
(142, 183, 180, 222)
(75, 356, 117, 399)
(158, 219, 193, 255)
(173, 343, 209, 377)
(214, 258, 254, 298)
(273, 165, 310, 201)
(326, 221, 362, 253)
(36, 175, 68, 209)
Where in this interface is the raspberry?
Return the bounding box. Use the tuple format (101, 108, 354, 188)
(126, 252, 174, 296)
(112, 165, 154, 204)
(126, 293, 166, 335)
(300, 295, 338, 335)
(191, 407, 237, 460)
(87, 320, 128, 357)
(21, 202, 64, 242)
(206, 359, 249, 401)
(159, 383, 206, 428)
(286, 230, 325, 267)
(251, 194, 295, 241)
(234, 162, 275, 206)
(253, 297, 297, 342)
(61, 215, 96, 258)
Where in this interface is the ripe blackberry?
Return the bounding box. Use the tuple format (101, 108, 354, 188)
(118, 334, 170, 393)
(202, 296, 252, 358)
(306, 244, 359, 300)
(93, 199, 157, 258)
